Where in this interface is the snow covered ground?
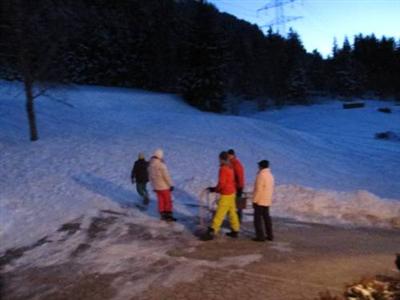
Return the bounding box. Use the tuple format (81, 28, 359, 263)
(1, 81, 399, 252)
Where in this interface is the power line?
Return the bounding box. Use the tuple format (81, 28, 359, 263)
(258, 0, 303, 35)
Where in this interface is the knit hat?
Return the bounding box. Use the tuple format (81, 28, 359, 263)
(219, 151, 229, 162)
(138, 152, 145, 160)
(258, 160, 269, 169)
(154, 148, 164, 159)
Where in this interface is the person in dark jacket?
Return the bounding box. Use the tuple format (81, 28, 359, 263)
(131, 153, 149, 205)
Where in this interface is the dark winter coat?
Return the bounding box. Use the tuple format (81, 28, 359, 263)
(131, 159, 149, 183)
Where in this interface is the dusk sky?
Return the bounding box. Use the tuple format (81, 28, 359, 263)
(208, 0, 400, 57)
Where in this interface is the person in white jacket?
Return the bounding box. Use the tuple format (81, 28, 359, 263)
(252, 160, 274, 242)
(148, 149, 176, 221)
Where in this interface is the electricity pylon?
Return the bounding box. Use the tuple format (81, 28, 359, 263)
(258, 0, 303, 36)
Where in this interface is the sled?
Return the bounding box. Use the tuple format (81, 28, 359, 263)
(236, 194, 247, 210)
(198, 189, 219, 227)
(198, 190, 254, 227)
(240, 191, 253, 209)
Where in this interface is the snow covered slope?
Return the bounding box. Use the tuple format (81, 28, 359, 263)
(252, 101, 400, 198)
(1, 81, 399, 251)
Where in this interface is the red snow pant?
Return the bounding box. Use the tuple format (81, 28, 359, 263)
(155, 190, 173, 213)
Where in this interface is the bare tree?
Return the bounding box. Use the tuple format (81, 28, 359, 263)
(0, 0, 68, 141)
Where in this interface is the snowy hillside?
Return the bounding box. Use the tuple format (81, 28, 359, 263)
(1, 81, 399, 251)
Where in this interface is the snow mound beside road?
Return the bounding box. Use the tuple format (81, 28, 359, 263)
(274, 185, 400, 228)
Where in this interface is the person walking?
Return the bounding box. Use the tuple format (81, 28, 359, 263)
(202, 151, 240, 241)
(131, 153, 150, 205)
(227, 149, 245, 223)
(148, 149, 176, 222)
(252, 160, 274, 242)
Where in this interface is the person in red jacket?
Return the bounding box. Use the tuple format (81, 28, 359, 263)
(227, 149, 245, 223)
(201, 151, 240, 241)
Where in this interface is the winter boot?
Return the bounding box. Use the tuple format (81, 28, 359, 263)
(160, 212, 168, 221)
(226, 231, 239, 238)
(165, 212, 177, 222)
(200, 227, 215, 241)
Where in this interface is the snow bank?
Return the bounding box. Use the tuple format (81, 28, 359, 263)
(273, 185, 400, 229)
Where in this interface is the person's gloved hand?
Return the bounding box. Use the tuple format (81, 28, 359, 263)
(237, 188, 243, 198)
(170, 186, 174, 192)
(207, 187, 216, 193)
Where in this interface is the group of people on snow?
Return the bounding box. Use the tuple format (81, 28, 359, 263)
(131, 148, 274, 242)
(131, 149, 176, 222)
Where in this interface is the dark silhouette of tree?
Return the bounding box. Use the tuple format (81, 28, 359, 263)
(307, 50, 327, 93)
(284, 29, 308, 103)
(179, 1, 226, 112)
(262, 28, 288, 106)
(1, 0, 68, 141)
(330, 37, 362, 98)
(287, 64, 308, 103)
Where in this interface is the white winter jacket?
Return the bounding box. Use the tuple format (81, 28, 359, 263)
(148, 157, 173, 191)
(253, 168, 274, 207)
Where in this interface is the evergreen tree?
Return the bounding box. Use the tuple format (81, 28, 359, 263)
(286, 64, 308, 103)
(307, 50, 327, 93)
(395, 41, 400, 101)
(263, 28, 288, 106)
(332, 37, 361, 98)
(284, 29, 308, 104)
(179, 1, 226, 112)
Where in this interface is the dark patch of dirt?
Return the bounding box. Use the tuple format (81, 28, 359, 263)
(87, 216, 117, 240)
(57, 222, 81, 236)
(0, 236, 50, 270)
(150, 258, 170, 269)
(70, 243, 91, 258)
(1, 264, 119, 300)
(125, 223, 153, 240)
(100, 209, 127, 216)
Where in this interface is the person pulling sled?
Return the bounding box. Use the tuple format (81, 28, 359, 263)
(148, 149, 177, 222)
(202, 151, 240, 241)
